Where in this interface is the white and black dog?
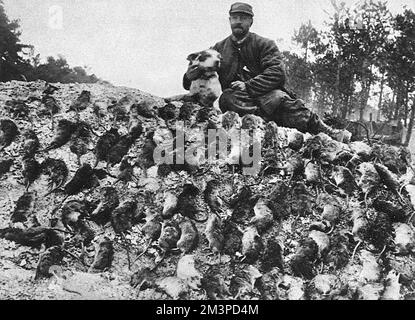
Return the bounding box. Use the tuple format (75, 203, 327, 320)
(166, 49, 222, 111)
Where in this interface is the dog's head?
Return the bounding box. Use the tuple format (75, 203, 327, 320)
(187, 49, 222, 71)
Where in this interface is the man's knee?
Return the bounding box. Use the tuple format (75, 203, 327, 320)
(258, 89, 314, 133)
(262, 89, 289, 104)
(258, 89, 291, 117)
(219, 88, 257, 115)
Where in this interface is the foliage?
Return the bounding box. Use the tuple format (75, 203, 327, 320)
(25, 55, 101, 84)
(286, 0, 415, 132)
(281, 51, 313, 102)
(0, 1, 102, 84)
(0, 0, 32, 81)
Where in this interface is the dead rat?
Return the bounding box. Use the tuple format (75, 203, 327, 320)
(0, 119, 19, 151)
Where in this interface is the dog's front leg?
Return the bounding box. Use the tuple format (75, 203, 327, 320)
(213, 97, 222, 114)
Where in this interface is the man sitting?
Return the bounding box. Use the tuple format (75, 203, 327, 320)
(183, 2, 351, 143)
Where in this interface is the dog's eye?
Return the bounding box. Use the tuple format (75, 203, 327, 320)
(198, 54, 209, 62)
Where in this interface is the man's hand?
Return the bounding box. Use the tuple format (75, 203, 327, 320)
(230, 81, 247, 91)
(186, 64, 204, 81)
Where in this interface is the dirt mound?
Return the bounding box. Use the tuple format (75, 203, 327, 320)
(1, 80, 415, 300)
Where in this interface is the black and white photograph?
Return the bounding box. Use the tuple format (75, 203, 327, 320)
(0, 0, 415, 303)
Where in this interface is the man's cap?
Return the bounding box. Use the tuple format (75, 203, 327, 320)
(229, 2, 254, 17)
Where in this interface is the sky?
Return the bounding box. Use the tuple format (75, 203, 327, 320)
(3, 0, 415, 96)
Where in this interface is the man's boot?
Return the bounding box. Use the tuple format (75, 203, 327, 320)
(315, 117, 352, 143)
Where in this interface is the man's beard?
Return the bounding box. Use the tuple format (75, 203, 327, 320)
(231, 26, 248, 39)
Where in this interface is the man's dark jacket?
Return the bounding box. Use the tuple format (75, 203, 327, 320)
(183, 32, 287, 98)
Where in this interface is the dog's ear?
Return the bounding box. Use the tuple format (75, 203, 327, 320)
(187, 52, 200, 62)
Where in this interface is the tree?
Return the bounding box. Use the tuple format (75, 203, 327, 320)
(383, 9, 415, 145)
(405, 95, 415, 146)
(0, 2, 103, 84)
(298, 0, 396, 121)
(324, 1, 393, 120)
(0, 0, 32, 81)
(350, 1, 393, 121)
(293, 20, 319, 63)
(290, 22, 320, 105)
(294, 5, 363, 118)
(281, 51, 313, 103)
(26, 55, 101, 84)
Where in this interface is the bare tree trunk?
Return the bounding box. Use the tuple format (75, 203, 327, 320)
(344, 75, 355, 119)
(335, 57, 342, 117)
(359, 60, 371, 121)
(359, 81, 371, 121)
(404, 96, 415, 147)
(404, 83, 409, 127)
(376, 74, 385, 121)
(390, 91, 396, 120)
(394, 85, 403, 120)
(341, 95, 349, 118)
